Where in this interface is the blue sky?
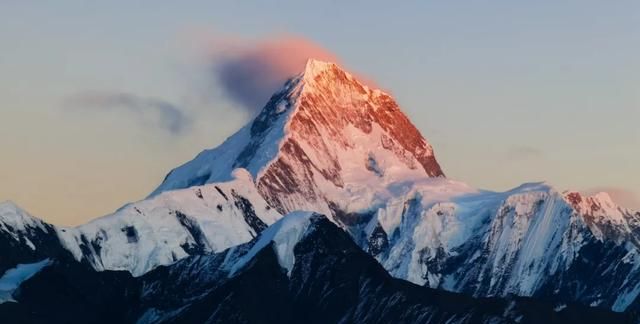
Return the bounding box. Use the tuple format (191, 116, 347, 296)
(1, 1, 638, 224)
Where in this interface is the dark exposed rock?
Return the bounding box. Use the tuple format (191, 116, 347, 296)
(194, 188, 203, 199)
(174, 211, 210, 254)
(214, 186, 228, 201)
(231, 190, 268, 236)
(121, 226, 138, 244)
(367, 222, 389, 257)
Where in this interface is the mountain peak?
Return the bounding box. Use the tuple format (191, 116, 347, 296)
(565, 190, 617, 210)
(0, 200, 49, 234)
(302, 59, 336, 77)
(153, 59, 444, 215)
(0, 200, 34, 220)
(0, 200, 21, 212)
(589, 191, 616, 206)
(299, 59, 362, 92)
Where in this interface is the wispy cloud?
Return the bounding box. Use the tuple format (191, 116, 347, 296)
(205, 35, 339, 115)
(62, 35, 347, 137)
(582, 187, 640, 210)
(65, 91, 193, 136)
(505, 145, 544, 160)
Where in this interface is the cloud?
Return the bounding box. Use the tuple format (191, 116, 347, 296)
(505, 145, 544, 160)
(211, 36, 338, 114)
(65, 91, 193, 136)
(582, 187, 640, 210)
(204, 35, 342, 115)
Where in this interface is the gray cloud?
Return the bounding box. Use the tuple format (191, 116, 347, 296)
(208, 35, 339, 115)
(65, 91, 193, 136)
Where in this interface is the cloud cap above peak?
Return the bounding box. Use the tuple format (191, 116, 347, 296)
(211, 36, 337, 114)
(207, 35, 353, 116)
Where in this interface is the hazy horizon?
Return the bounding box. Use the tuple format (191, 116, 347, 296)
(1, 1, 638, 225)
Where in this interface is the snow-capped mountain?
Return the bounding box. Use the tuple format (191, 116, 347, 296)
(363, 181, 640, 311)
(152, 59, 444, 217)
(146, 59, 640, 311)
(1, 59, 639, 320)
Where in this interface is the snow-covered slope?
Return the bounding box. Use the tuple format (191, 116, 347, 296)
(56, 169, 280, 276)
(229, 210, 314, 276)
(350, 181, 640, 311)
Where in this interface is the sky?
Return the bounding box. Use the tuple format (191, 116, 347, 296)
(0, 1, 638, 225)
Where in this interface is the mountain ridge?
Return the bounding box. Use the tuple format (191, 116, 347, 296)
(2, 212, 633, 323)
(1, 59, 640, 319)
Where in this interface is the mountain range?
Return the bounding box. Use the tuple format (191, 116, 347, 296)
(1, 59, 638, 323)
